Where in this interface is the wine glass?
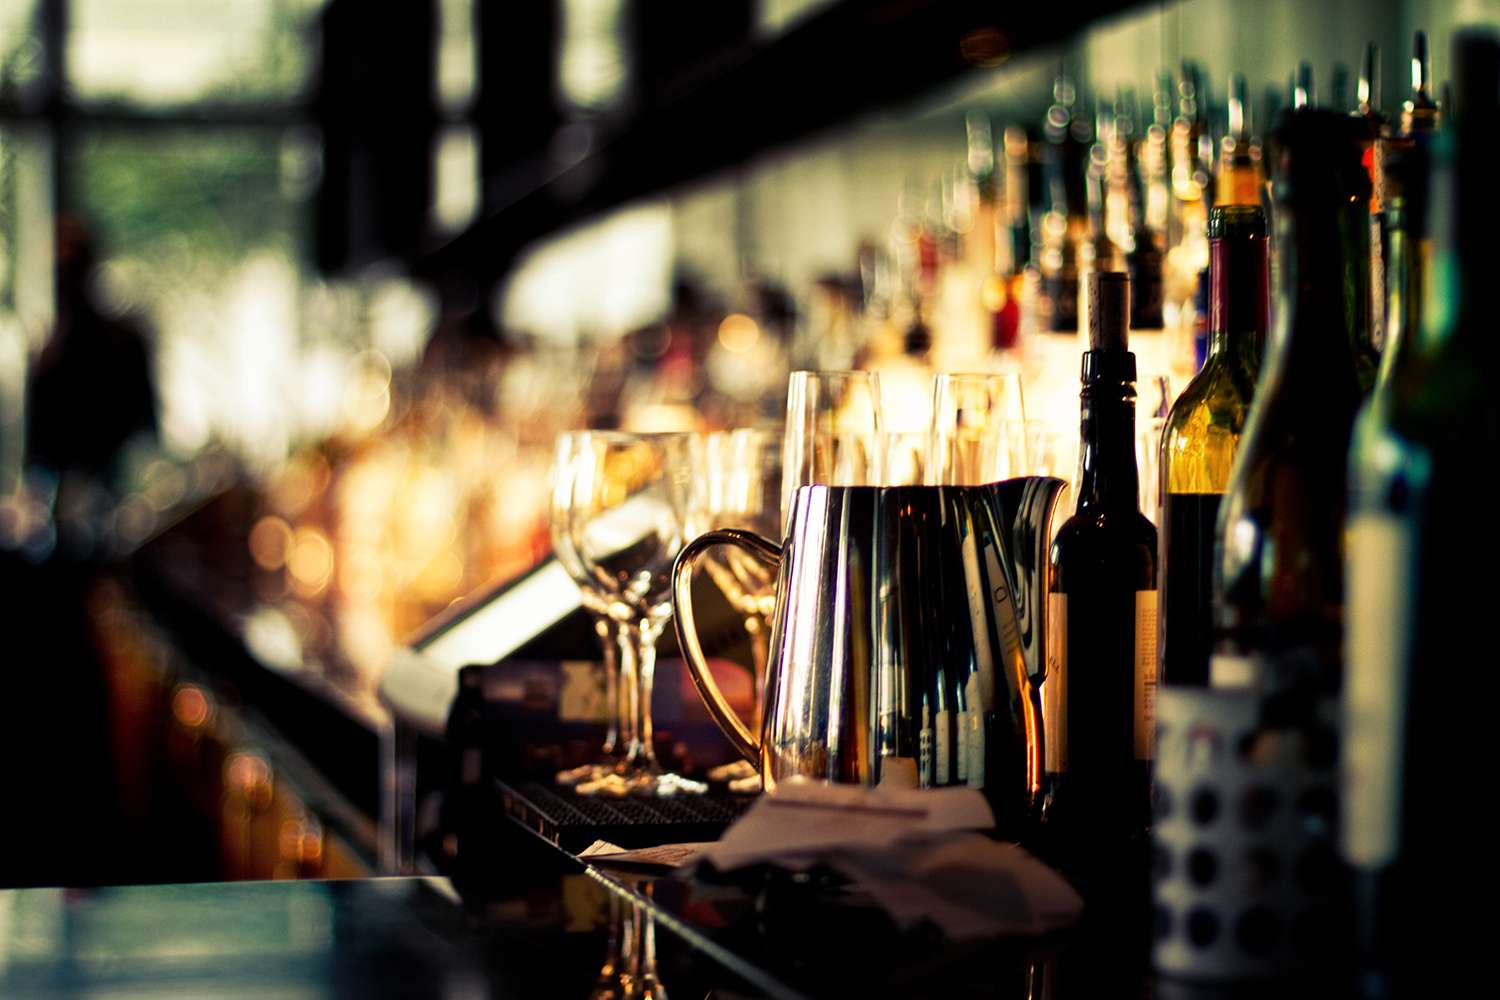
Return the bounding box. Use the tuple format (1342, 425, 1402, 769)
(550, 432, 632, 786)
(781, 370, 884, 526)
(693, 428, 783, 748)
(926, 371, 1027, 485)
(558, 431, 703, 795)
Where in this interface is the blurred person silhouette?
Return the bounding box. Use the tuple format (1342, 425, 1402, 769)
(27, 215, 158, 516)
(1, 215, 158, 887)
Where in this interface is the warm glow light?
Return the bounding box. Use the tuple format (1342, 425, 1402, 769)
(226, 752, 273, 808)
(249, 516, 295, 570)
(414, 550, 465, 600)
(171, 685, 211, 729)
(339, 550, 386, 602)
(289, 528, 335, 593)
(268, 453, 331, 519)
(343, 350, 394, 435)
(981, 275, 1009, 313)
(717, 313, 761, 354)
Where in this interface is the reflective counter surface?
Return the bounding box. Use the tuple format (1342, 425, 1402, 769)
(2, 839, 1354, 999)
(0, 845, 1152, 1000)
(0, 872, 789, 999)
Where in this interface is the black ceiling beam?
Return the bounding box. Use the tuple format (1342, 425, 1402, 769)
(416, 0, 1140, 286)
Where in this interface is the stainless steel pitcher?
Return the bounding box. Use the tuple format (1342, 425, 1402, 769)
(672, 478, 1066, 834)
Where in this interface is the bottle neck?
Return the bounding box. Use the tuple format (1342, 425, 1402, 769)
(1206, 229, 1270, 366)
(1077, 376, 1140, 511)
(1340, 197, 1378, 370)
(1376, 217, 1428, 393)
(1265, 194, 1361, 398)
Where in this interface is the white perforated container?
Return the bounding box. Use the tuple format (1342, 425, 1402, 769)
(1152, 688, 1342, 980)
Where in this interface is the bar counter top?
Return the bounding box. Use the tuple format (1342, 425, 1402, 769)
(1, 829, 1365, 999)
(0, 871, 786, 999)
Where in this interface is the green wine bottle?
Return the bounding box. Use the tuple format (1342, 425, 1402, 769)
(1158, 205, 1268, 687)
(1343, 28, 1500, 995)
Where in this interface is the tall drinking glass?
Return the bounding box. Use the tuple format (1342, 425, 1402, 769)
(558, 431, 703, 795)
(781, 370, 884, 526)
(926, 371, 1028, 485)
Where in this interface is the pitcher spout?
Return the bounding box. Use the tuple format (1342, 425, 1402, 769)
(984, 477, 1068, 683)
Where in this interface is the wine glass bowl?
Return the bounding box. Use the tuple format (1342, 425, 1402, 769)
(695, 428, 782, 606)
(781, 370, 884, 525)
(692, 428, 784, 761)
(927, 371, 1028, 485)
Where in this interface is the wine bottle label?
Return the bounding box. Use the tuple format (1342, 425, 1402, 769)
(981, 536, 1020, 712)
(1135, 589, 1158, 761)
(956, 705, 970, 782)
(967, 710, 986, 788)
(965, 673, 985, 788)
(1343, 513, 1414, 868)
(960, 531, 1002, 714)
(1369, 215, 1387, 352)
(1045, 593, 1067, 773)
(935, 709, 952, 785)
(919, 720, 933, 789)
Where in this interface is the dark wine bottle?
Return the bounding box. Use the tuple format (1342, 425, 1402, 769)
(1158, 205, 1269, 687)
(1212, 109, 1365, 692)
(1338, 124, 1381, 395)
(1044, 272, 1158, 847)
(1344, 29, 1500, 994)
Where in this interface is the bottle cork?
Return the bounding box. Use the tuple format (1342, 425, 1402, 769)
(1088, 272, 1131, 351)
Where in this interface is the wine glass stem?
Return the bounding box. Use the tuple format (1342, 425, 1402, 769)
(594, 615, 619, 757)
(615, 624, 639, 766)
(625, 619, 664, 770)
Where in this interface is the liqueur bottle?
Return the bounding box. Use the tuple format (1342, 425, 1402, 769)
(1338, 127, 1381, 395)
(1157, 205, 1269, 687)
(1355, 43, 1390, 356)
(1042, 75, 1090, 333)
(1044, 272, 1158, 846)
(1212, 109, 1365, 693)
(1343, 29, 1500, 995)
(1120, 89, 1165, 331)
(987, 125, 1032, 351)
(1400, 31, 1439, 135)
(1216, 74, 1264, 207)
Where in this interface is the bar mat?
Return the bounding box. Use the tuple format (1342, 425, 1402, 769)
(498, 778, 754, 853)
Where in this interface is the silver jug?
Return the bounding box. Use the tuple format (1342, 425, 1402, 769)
(672, 478, 1065, 834)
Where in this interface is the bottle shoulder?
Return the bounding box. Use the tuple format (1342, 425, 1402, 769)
(1050, 508, 1158, 563)
(1164, 357, 1257, 434)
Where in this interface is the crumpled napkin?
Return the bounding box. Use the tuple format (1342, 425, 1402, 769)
(695, 780, 1082, 939)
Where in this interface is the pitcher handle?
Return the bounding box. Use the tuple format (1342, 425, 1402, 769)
(671, 529, 783, 766)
